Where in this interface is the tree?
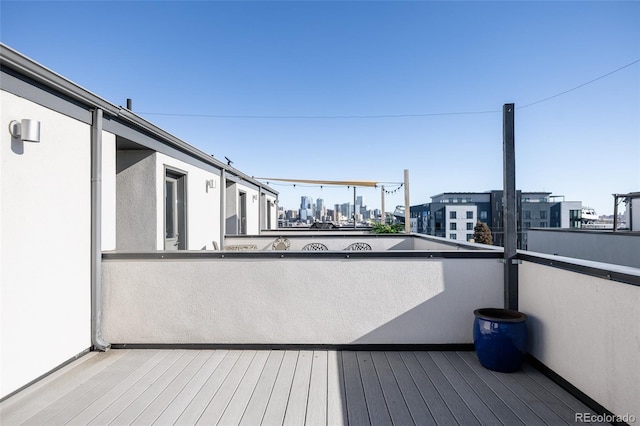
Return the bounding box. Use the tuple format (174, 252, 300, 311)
(473, 221, 493, 245)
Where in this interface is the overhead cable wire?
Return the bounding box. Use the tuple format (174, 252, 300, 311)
(136, 110, 500, 119)
(136, 58, 639, 119)
(519, 58, 640, 109)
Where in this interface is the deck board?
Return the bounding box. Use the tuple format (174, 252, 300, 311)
(217, 350, 270, 426)
(511, 365, 584, 424)
(0, 349, 605, 426)
(370, 352, 414, 426)
(238, 350, 285, 425)
(326, 350, 348, 426)
(195, 350, 256, 425)
(486, 364, 571, 425)
(87, 350, 186, 425)
(0, 350, 126, 425)
(341, 351, 370, 426)
(430, 351, 502, 425)
(110, 350, 198, 425)
(65, 350, 169, 425)
(153, 350, 228, 425)
(357, 351, 392, 426)
(283, 350, 313, 425)
(385, 351, 437, 425)
(458, 351, 546, 426)
(521, 364, 609, 426)
(260, 350, 298, 425)
(22, 349, 150, 426)
(305, 350, 328, 426)
(131, 350, 211, 425)
(442, 352, 525, 426)
(174, 350, 241, 425)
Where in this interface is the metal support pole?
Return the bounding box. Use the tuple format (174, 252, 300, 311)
(90, 108, 110, 351)
(381, 185, 386, 224)
(220, 169, 226, 248)
(404, 169, 410, 234)
(503, 103, 518, 310)
(353, 186, 357, 229)
(613, 194, 619, 232)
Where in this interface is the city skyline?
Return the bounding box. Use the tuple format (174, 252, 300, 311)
(277, 188, 625, 219)
(2, 1, 638, 216)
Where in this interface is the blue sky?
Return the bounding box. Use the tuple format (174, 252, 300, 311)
(2, 1, 638, 215)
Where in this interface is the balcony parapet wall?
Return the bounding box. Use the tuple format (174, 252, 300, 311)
(102, 250, 503, 346)
(518, 251, 639, 419)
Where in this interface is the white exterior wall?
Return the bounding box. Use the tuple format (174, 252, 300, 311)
(445, 205, 477, 242)
(630, 197, 639, 231)
(1, 91, 91, 397)
(102, 257, 503, 344)
(223, 235, 413, 251)
(236, 182, 259, 235)
(101, 132, 116, 251)
(527, 229, 640, 268)
(116, 150, 157, 250)
(155, 153, 221, 250)
(520, 260, 640, 418)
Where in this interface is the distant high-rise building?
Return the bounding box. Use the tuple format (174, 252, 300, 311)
(340, 203, 351, 220)
(299, 196, 314, 223)
(316, 198, 326, 220)
(410, 191, 583, 249)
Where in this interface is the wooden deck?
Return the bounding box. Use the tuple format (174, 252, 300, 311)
(0, 349, 603, 425)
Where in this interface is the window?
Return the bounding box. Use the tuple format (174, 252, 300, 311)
(523, 222, 531, 229)
(540, 211, 547, 219)
(450, 211, 457, 219)
(450, 223, 457, 230)
(435, 211, 442, 219)
(480, 211, 488, 220)
(466, 222, 474, 230)
(540, 222, 547, 227)
(524, 211, 531, 219)
(467, 234, 474, 241)
(466, 211, 473, 219)
(450, 234, 457, 240)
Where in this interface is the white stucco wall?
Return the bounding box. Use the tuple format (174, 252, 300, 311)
(519, 260, 640, 418)
(102, 257, 503, 344)
(155, 153, 221, 250)
(527, 229, 640, 268)
(223, 235, 414, 251)
(1, 91, 91, 397)
(116, 150, 157, 250)
(101, 131, 116, 251)
(630, 197, 640, 232)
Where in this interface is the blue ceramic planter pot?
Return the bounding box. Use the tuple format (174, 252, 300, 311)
(473, 308, 528, 373)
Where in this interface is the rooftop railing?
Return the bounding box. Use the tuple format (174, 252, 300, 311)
(100, 234, 639, 418)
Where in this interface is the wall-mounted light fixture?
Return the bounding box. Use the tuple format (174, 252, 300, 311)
(9, 119, 41, 142)
(252, 194, 258, 202)
(205, 179, 216, 193)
